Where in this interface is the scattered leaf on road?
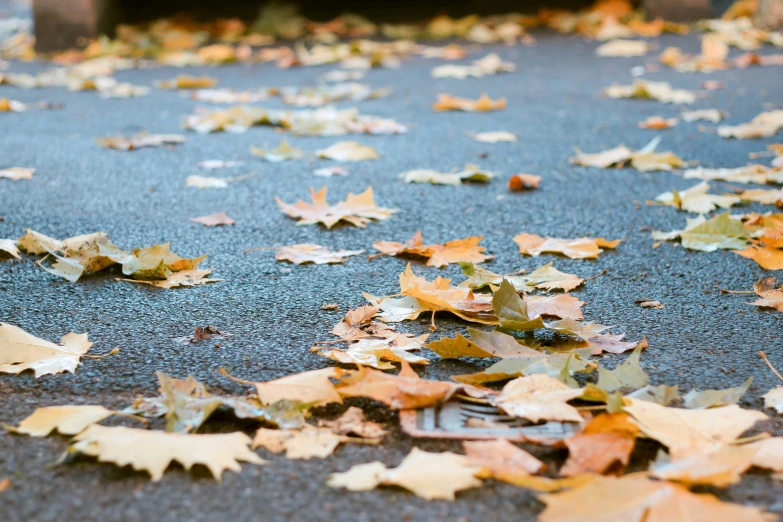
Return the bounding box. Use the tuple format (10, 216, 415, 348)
(190, 212, 235, 227)
(276, 187, 397, 228)
(275, 244, 364, 265)
(0, 323, 93, 378)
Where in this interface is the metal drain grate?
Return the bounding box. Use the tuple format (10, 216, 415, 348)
(400, 395, 578, 444)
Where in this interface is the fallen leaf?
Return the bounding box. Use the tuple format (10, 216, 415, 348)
(560, 431, 635, 476)
(684, 378, 752, 409)
(314, 332, 429, 369)
(185, 175, 230, 189)
(735, 245, 783, 270)
(464, 439, 545, 482)
(624, 399, 768, 457)
(493, 374, 584, 423)
(538, 475, 774, 522)
(253, 425, 353, 459)
(0, 323, 93, 377)
(198, 160, 243, 169)
(433, 93, 506, 112)
(638, 116, 678, 129)
(189, 211, 235, 227)
(190, 88, 274, 104)
(452, 352, 592, 385)
(0, 98, 26, 111)
(0, 478, 8, 493)
(570, 144, 633, 168)
(276, 187, 397, 228)
(508, 173, 541, 191)
(250, 139, 303, 162)
(0, 167, 34, 180)
(68, 425, 265, 481)
(604, 80, 697, 104)
(316, 141, 378, 161)
(749, 436, 783, 472)
(242, 367, 347, 407)
(275, 244, 364, 265)
(122, 269, 221, 289)
(157, 75, 217, 89)
(280, 83, 389, 107)
(313, 166, 348, 177)
(718, 110, 783, 139)
(8, 405, 114, 436)
(552, 333, 642, 356)
(327, 447, 482, 500)
(96, 133, 185, 151)
(596, 345, 648, 393)
(460, 262, 583, 293)
(426, 328, 541, 360)
(683, 165, 780, 184)
(470, 131, 516, 143)
(432, 53, 515, 79)
(0, 239, 20, 259)
(401, 164, 494, 186)
(681, 109, 725, 123)
(335, 362, 459, 410)
(763, 387, 783, 413)
(513, 234, 620, 259)
(371, 231, 493, 267)
(652, 181, 741, 214)
(653, 212, 751, 252)
(318, 406, 387, 440)
(636, 300, 663, 309)
(650, 444, 759, 487)
(596, 39, 650, 57)
(492, 279, 545, 331)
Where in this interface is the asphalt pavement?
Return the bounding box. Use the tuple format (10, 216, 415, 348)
(1, 27, 783, 522)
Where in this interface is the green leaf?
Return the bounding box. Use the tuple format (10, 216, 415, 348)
(683, 378, 752, 409)
(596, 345, 648, 393)
(492, 279, 544, 331)
(626, 384, 681, 406)
(459, 263, 533, 292)
(452, 352, 591, 385)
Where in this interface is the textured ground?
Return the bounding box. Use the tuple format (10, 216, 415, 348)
(1, 23, 783, 522)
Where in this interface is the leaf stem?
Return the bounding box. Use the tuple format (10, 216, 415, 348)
(759, 351, 783, 383)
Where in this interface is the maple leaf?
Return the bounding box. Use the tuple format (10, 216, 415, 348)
(0, 323, 93, 377)
(596, 39, 650, 57)
(400, 164, 494, 185)
(681, 109, 725, 123)
(763, 386, 783, 413)
(652, 179, 748, 213)
(538, 475, 775, 522)
(157, 75, 217, 89)
(313, 166, 348, 177)
(68, 425, 265, 481)
(570, 144, 633, 169)
(276, 186, 397, 229)
(603, 80, 697, 104)
(275, 244, 364, 265)
(189, 211, 235, 227)
(718, 110, 783, 139)
(654, 212, 751, 252)
(624, 399, 768, 457)
(280, 83, 389, 107)
(253, 425, 355, 459)
(185, 175, 230, 189)
(314, 332, 429, 369)
(684, 378, 752, 409)
(513, 233, 620, 259)
(96, 133, 185, 151)
(596, 344, 648, 393)
(492, 279, 545, 331)
(336, 361, 459, 409)
(190, 88, 273, 104)
(560, 432, 635, 476)
(371, 231, 493, 267)
(508, 173, 541, 191)
(230, 367, 348, 407)
(552, 334, 642, 356)
(327, 447, 482, 500)
(452, 352, 592, 385)
(683, 165, 780, 185)
(250, 139, 303, 162)
(0, 167, 34, 180)
(316, 141, 379, 161)
(493, 374, 585, 423)
(464, 439, 545, 482)
(0, 97, 26, 111)
(749, 437, 783, 473)
(735, 245, 783, 270)
(527, 294, 585, 321)
(0, 239, 21, 259)
(8, 405, 114, 436)
(650, 444, 759, 487)
(122, 269, 221, 289)
(469, 131, 516, 143)
(461, 262, 583, 293)
(426, 328, 541, 359)
(318, 406, 387, 440)
(433, 93, 506, 112)
(626, 384, 681, 406)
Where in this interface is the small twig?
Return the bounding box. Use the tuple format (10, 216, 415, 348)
(584, 269, 608, 282)
(575, 405, 608, 411)
(759, 351, 783, 383)
(733, 432, 771, 445)
(218, 367, 256, 385)
(721, 289, 755, 295)
(111, 411, 149, 424)
(243, 246, 277, 254)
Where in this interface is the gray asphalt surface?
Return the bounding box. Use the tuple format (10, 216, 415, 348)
(1, 26, 783, 522)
